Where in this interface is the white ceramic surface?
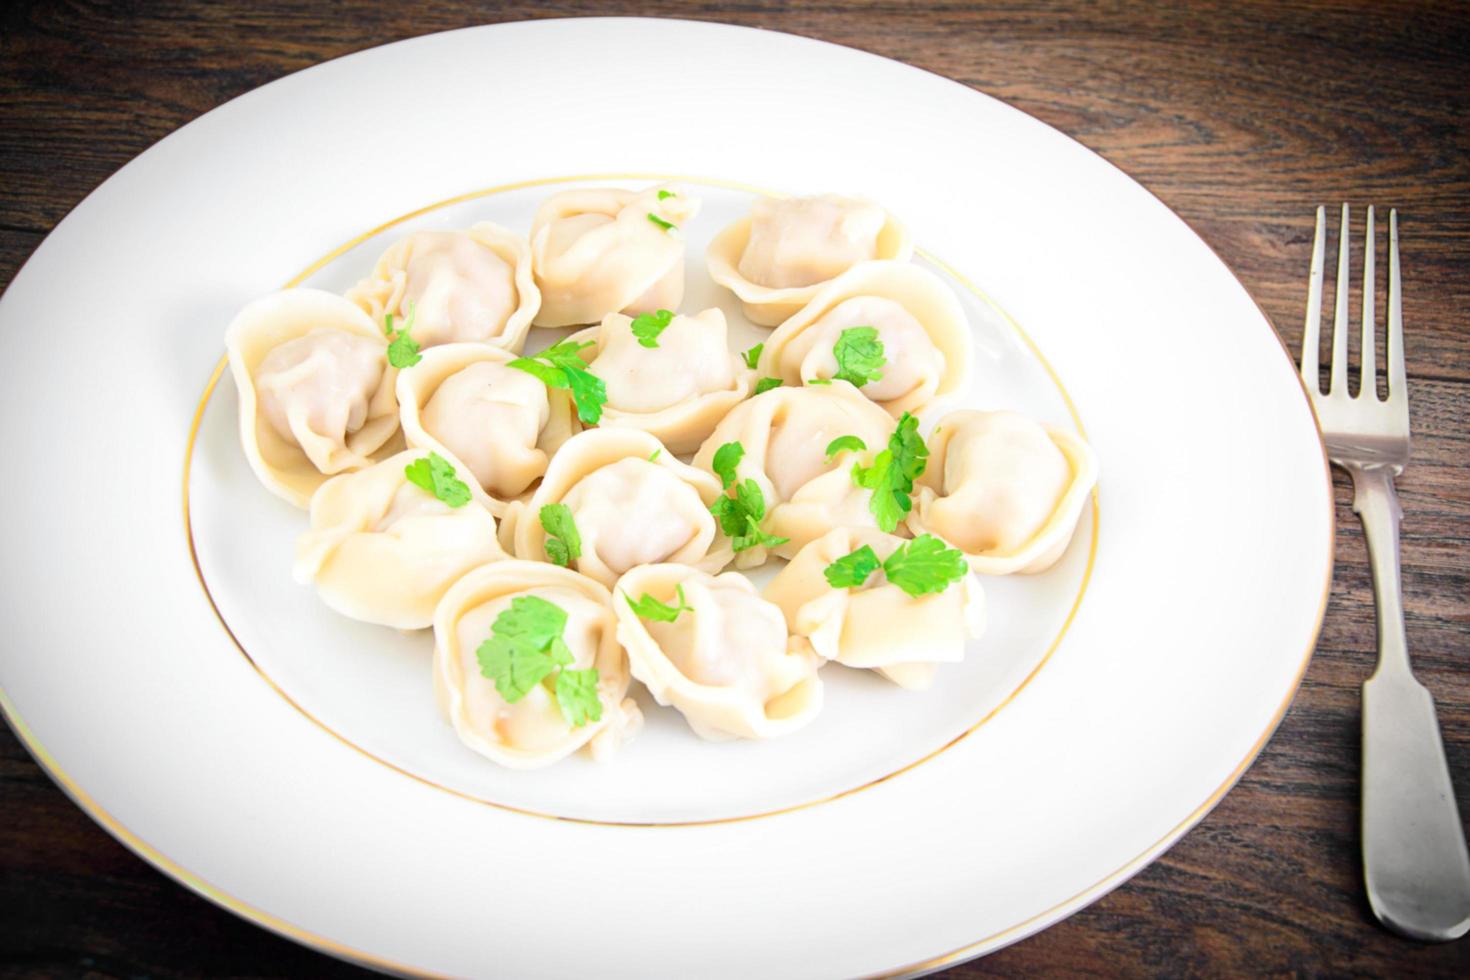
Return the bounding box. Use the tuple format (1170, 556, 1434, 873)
(0, 18, 1331, 978)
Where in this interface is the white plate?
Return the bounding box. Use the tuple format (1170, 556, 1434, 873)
(0, 18, 1331, 978)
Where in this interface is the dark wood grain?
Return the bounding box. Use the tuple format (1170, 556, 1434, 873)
(2, 1, 1468, 976)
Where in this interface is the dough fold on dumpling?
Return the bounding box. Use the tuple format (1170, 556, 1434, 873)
(907, 410, 1097, 574)
(345, 223, 539, 352)
(566, 307, 754, 454)
(706, 194, 913, 327)
(294, 450, 505, 629)
(764, 528, 986, 690)
(397, 343, 580, 514)
(530, 184, 698, 327)
(614, 565, 822, 741)
(758, 261, 971, 417)
(433, 560, 642, 769)
(508, 429, 732, 587)
(692, 382, 896, 566)
(226, 288, 401, 508)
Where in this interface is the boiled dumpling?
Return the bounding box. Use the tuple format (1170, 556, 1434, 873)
(345, 223, 539, 352)
(764, 528, 986, 690)
(908, 410, 1097, 574)
(397, 343, 579, 513)
(294, 450, 505, 629)
(507, 429, 732, 587)
(226, 288, 400, 508)
(433, 560, 642, 769)
(565, 307, 754, 453)
(707, 194, 913, 326)
(613, 565, 822, 740)
(758, 261, 971, 417)
(530, 184, 698, 327)
(692, 381, 896, 566)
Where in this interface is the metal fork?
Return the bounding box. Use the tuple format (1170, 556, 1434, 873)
(1301, 204, 1470, 941)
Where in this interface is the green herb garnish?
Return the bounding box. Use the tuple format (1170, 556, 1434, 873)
(851, 412, 928, 532)
(754, 377, 784, 395)
(625, 584, 692, 623)
(832, 326, 885, 387)
(808, 378, 832, 385)
(403, 452, 471, 508)
(539, 503, 581, 568)
(649, 449, 662, 461)
(630, 309, 675, 348)
(824, 435, 867, 462)
(657, 189, 676, 201)
(476, 595, 602, 727)
(707, 441, 786, 553)
(823, 544, 881, 589)
(741, 343, 764, 369)
(384, 302, 422, 368)
(823, 534, 966, 597)
(711, 441, 744, 489)
(647, 213, 675, 232)
(508, 339, 607, 424)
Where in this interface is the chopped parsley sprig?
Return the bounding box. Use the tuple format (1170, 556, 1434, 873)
(823, 534, 967, 597)
(754, 377, 784, 395)
(404, 452, 471, 507)
(740, 343, 764, 369)
(625, 584, 693, 623)
(630, 309, 675, 348)
(384, 302, 422, 368)
(539, 503, 581, 568)
(647, 213, 676, 232)
(851, 412, 928, 532)
(824, 435, 867, 462)
(707, 440, 788, 554)
(832, 326, 885, 387)
(475, 595, 602, 727)
(508, 339, 607, 424)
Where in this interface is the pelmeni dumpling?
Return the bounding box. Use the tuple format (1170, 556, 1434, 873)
(529, 185, 698, 328)
(294, 450, 505, 629)
(908, 410, 1098, 575)
(692, 381, 896, 566)
(566, 308, 754, 453)
(764, 528, 986, 690)
(707, 194, 913, 326)
(397, 343, 579, 514)
(345, 223, 539, 352)
(433, 560, 642, 769)
(613, 565, 822, 741)
(226, 288, 401, 508)
(758, 261, 971, 417)
(508, 429, 732, 587)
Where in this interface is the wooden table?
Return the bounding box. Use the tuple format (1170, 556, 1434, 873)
(2, 2, 1466, 975)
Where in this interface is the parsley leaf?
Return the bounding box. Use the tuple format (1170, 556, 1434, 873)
(711, 441, 744, 490)
(881, 534, 968, 597)
(539, 503, 581, 568)
(754, 377, 784, 395)
(741, 343, 764, 369)
(647, 212, 675, 232)
(851, 413, 928, 532)
(649, 449, 662, 461)
(824, 435, 867, 462)
(630, 308, 675, 348)
(508, 339, 607, 424)
(475, 595, 602, 727)
(832, 326, 885, 387)
(734, 512, 788, 552)
(625, 584, 692, 623)
(384, 301, 422, 368)
(404, 452, 471, 508)
(824, 544, 882, 589)
(555, 668, 603, 727)
(657, 189, 676, 200)
(808, 378, 832, 385)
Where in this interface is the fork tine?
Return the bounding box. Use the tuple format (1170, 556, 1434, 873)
(1388, 208, 1407, 401)
(1302, 205, 1325, 391)
(1329, 203, 1351, 395)
(1360, 206, 1377, 399)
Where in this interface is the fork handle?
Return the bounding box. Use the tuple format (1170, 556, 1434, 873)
(1352, 464, 1470, 941)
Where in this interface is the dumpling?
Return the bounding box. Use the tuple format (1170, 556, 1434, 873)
(566, 307, 754, 453)
(294, 450, 506, 629)
(692, 382, 896, 566)
(396, 343, 579, 513)
(763, 528, 986, 690)
(226, 288, 400, 508)
(907, 410, 1098, 574)
(345, 223, 539, 352)
(529, 184, 698, 327)
(508, 428, 732, 587)
(706, 194, 913, 326)
(613, 565, 822, 740)
(757, 261, 971, 417)
(433, 560, 642, 769)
